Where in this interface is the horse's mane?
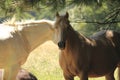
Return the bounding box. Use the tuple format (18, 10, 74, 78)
(2, 15, 16, 26)
(2, 16, 54, 28)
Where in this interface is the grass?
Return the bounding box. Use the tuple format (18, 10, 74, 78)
(22, 41, 118, 80)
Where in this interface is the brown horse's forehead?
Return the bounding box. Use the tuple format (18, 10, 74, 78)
(55, 16, 65, 25)
(56, 16, 65, 21)
(55, 14, 69, 29)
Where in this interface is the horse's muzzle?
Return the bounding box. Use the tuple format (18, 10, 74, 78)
(58, 41, 66, 50)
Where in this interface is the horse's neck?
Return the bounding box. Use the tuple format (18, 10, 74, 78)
(67, 27, 86, 48)
(20, 22, 54, 52)
(67, 27, 82, 41)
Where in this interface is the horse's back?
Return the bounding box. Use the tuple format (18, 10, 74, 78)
(90, 30, 120, 46)
(90, 30, 120, 61)
(90, 30, 107, 39)
(112, 31, 120, 57)
(90, 30, 120, 40)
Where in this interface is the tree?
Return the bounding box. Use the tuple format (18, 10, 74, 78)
(0, 0, 120, 34)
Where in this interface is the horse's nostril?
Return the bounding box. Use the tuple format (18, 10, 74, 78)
(58, 41, 65, 50)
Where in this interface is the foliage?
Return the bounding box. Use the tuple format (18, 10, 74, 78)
(68, 0, 120, 36)
(0, 0, 120, 35)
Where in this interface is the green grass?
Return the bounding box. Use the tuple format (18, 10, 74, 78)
(22, 41, 118, 80)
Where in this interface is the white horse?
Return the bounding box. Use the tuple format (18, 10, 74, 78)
(0, 19, 54, 80)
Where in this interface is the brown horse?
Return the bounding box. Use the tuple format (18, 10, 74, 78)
(54, 12, 120, 80)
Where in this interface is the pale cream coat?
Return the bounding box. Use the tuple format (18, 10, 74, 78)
(0, 20, 54, 80)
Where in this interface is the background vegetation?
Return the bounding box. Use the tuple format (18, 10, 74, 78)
(0, 0, 120, 35)
(0, 0, 120, 80)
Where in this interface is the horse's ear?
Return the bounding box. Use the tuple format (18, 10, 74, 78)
(65, 12, 69, 19)
(56, 12, 59, 18)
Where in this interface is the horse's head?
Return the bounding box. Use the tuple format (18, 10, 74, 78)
(54, 12, 70, 50)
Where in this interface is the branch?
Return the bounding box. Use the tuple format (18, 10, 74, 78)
(72, 7, 120, 25)
(72, 20, 120, 24)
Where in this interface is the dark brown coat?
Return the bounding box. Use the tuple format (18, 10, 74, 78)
(55, 12, 120, 80)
